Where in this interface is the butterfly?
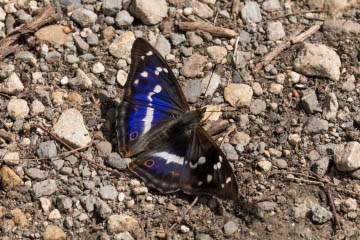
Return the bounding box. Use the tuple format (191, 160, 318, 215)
(116, 38, 238, 199)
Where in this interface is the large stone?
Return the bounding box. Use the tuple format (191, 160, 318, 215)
(0, 72, 24, 95)
(52, 108, 91, 148)
(294, 43, 341, 81)
(224, 84, 253, 107)
(71, 8, 97, 27)
(0, 166, 24, 191)
(130, 0, 167, 25)
(109, 31, 136, 59)
(180, 54, 207, 77)
(35, 25, 73, 44)
(334, 142, 360, 171)
(7, 99, 29, 120)
(107, 215, 139, 233)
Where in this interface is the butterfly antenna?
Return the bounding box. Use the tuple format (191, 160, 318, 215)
(204, 64, 217, 97)
(169, 196, 198, 231)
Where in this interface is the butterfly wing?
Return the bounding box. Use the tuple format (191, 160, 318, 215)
(117, 38, 189, 156)
(180, 126, 239, 199)
(128, 124, 238, 200)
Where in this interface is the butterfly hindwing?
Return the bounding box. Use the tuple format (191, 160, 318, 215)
(117, 38, 189, 156)
(180, 127, 238, 199)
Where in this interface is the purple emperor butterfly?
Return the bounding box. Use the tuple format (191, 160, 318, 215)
(117, 38, 238, 199)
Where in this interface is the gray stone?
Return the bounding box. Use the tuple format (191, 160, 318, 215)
(241, 1, 262, 23)
(56, 195, 72, 212)
(273, 158, 288, 169)
(180, 54, 207, 77)
(312, 157, 329, 177)
(99, 185, 118, 200)
(25, 168, 47, 180)
(154, 34, 171, 57)
(115, 10, 134, 26)
(102, 0, 122, 16)
(37, 140, 57, 159)
(234, 51, 251, 68)
(169, 33, 186, 46)
(257, 201, 277, 211)
(250, 99, 266, 115)
(183, 79, 203, 103)
(81, 195, 97, 212)
(60, 167, 73, 175)
(59, 0, 82, 9)
(109, 32, 136, 59)
(238, 30, 251, 44)
(74, 35, 89, 53)
(84, 180, 96, 189)
(222, 143, 238, 160)
(71, 8, 98, 27)
(206, 46, 227, 63)
(86, 33, 99, 45)
(311, 204, 332, 223)
(32, 179, 57, 198)
(15, 51, 37, 66)
(323, 92, 338, 120)
(106, 152, 131, 170)
(16, 9, 32, 23)
(45, 51, 61, 63)
(96, 199, 113, 219)
(202, 73, 220, 97)
(0, 64, 15, 79)
(187, 32, 203, 46)
(303, 118, 328, 135)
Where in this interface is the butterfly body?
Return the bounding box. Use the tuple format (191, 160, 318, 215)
(117, 38, 238, 199)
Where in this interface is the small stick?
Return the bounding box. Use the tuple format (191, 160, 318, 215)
(254, 24, 305, 72)
(179, 22, 237, 38)
(232, 0, 241, 15)
(291, 24, 320, 44)
(0, 129, 15, 142)
(204, 119, 230, 136)
(260, 10, 322, 24)
(169, 196, 198, 231)
(37, 125, 125, 177)
(324, 187, 342, 231)
(219, 125, 236, 148)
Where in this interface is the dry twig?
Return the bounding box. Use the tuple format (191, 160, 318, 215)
(254, 24, 305, 73)
(0, 6, 61, 60)
(179, 21, 237, 38)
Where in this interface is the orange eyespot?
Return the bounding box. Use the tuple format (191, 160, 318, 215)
(144, 159, 155, 168)
(129, 131, 138, 140)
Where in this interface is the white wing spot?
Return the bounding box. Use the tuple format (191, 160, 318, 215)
(155, 70, 159, 75)
(154, 85, 162, 93)
(213, 163, 217, 170)
(156, 67, 162, 72)
(197, 181, 203, 186)
(134, 79, 139, 84)
(163, 68, 168, 73)
(219, 156, 223, 162)
(141, 71, 148, 78)
(142, 108, 154, 133)
(217, 162, 221, 169)
(221, 184, 225, 188)
(189, 161, 198, 169)
(207, 174, 213, 183)
(146, 51, 153, 56)
(226, 177, 231, 184)
(154, 152, 184, 165)
(198, 156, 206, 164)
(141, 56, 145, 60)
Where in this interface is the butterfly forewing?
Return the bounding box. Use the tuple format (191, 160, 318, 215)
(117, 38, 189, 155)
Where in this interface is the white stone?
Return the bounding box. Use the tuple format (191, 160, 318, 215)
(0, 72, 24, 95)
(49, 209, 61, 220)
(117, 70, 128, 87)
(30, 100, 45, 116)
(294, 43, 341, 81)
(334, 142, 360, 171)
(7, 98, 29, 120)
(267, 21, 285, 41)
(52, 108, 91, 148)
(130, 0, 167, 25)
(224, 83, 253, 107)
(92, 62, 105, 74)
(109, 31, 136, 59)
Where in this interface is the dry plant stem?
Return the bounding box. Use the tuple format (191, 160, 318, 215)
(291, 24, 321, 44)
(204, 120, 230, 136)
(169, 196, 199, 231)
(232, 0, 241, 15)
(37, 125, 125, 177)
(179, 22, 237, 37)
(254, 24, 305, 73)
(219, 125, 236, 148)
(0, 129, 15, 142)
(324, 187, 343, 231)
(0, 6, 61, 60)
(260, 10, 322, 24)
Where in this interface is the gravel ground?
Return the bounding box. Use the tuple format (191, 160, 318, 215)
(0, 0, 360, 239)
